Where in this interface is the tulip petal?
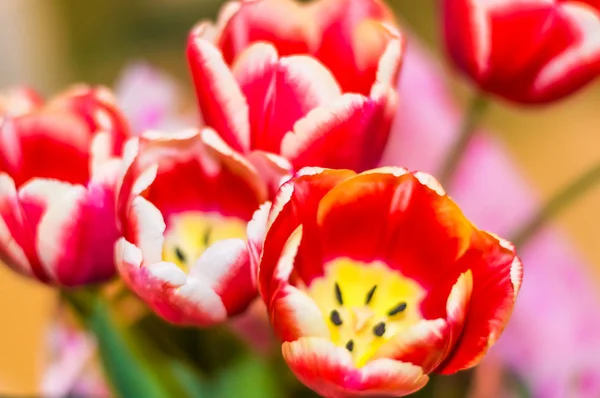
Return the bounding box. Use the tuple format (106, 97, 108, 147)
(373, 319, 450, 374)
(315, 170, 473, 289)
(138, 128, 264, 222)
(310, 0, 395, 94)
(0, 173, 34, 278)
(437, 234, 523, 373)
(127, 196, 166, 265)
(531, 3, 600, 102)
(217, 0, 316, 65)
(232, 43, 342, 153)
(187, 35, 250, 152)
(270, 284, 330, 342)
(258, 168, 355, 303)
(283, 337, 429, 397)
(33, 173, 119, 286)
(281, 94, 390, 171)
(190, 238, 256, 315)
(0, 112, 91, 187)
(116, 238, 228, 326)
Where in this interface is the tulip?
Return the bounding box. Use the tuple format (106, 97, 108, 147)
(0, 86, 128, 286)
(442, 0, 600, 104)
(256, 167, 522, 397)
(115, 128, 268, 326)
(187, 0, 404, 175)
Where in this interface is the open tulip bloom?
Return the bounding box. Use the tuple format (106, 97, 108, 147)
(116, 128, 268, 326)
(256, 167, 522, 396)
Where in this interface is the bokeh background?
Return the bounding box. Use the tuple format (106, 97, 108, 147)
(1, 0, 600, 395)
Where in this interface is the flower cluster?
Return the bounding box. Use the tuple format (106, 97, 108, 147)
(6, 0, 600, 395)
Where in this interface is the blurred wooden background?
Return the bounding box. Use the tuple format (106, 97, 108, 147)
(1, 0, 599, 395)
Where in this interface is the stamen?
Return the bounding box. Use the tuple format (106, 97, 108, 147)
(174, 247, 186, 263)
(330, 310, 343, 326)
(334, 282, 344, 305)
(365, 285, 377, 305)
(345, 340, 354, 352)
(373, 322, 386, 337)
(387, 302, 407, 316)
(202, 226, 212, 247)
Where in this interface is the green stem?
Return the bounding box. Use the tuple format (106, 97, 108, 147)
(511, 160, 600, 248)
(437, 92, 489, 187)
(62, 289, 208, 398)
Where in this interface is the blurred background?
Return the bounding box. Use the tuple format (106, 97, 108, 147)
(1, 0, 600, 395)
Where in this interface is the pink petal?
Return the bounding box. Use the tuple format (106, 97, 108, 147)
(187, 34, 250, 152)
(32, 173, 119, 286)
(0, 173, 34, 279)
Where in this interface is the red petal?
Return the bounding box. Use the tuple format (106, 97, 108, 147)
(310, 0, 396, 94)
(49, 86, 129, 156)
(315, 169, 473, 289)
(436, 233, 523, 373)
(232, 43, 342, 153)
(186, 34, 250, 152)
(216, 0, 316, 65)
(138, 129, 264, 222)
(530, 3, 600, 102)
(0, 112, 91, 187)
(282, 337, 429, 397)
(281, 93, 393, 171)
(258, 168, 355, 304)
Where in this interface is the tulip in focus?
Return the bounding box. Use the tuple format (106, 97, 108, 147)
(0, 86, 129, 286)
(256, 167, 522, 397)
(116, 128, 268, 326)
(187, 0, 404, 175)
(443, 0, 600, 103)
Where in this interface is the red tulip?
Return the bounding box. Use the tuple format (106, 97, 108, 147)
(0, 86, 129, 286)
(116, 128, 268, 326)
(187, 0, 404, 175)
(443, 0, 600, 103)
(255, 167, 522, 397)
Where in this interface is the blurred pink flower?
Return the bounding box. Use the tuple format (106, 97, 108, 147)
(114, 62, 193, 135)
(40, 307, 110, 398)
(382, 42, 600, 398)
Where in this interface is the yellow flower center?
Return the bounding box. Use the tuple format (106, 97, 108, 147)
(306, 258, 425, 367)
(162, 211, 247, 272)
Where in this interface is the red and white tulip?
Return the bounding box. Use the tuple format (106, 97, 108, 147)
(443, 0, 600, 103)
(116, 128, 268, 326)
(187, 0, 404, 177)
(256, 167, 523, 397)
(0, 86, 129, 286)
